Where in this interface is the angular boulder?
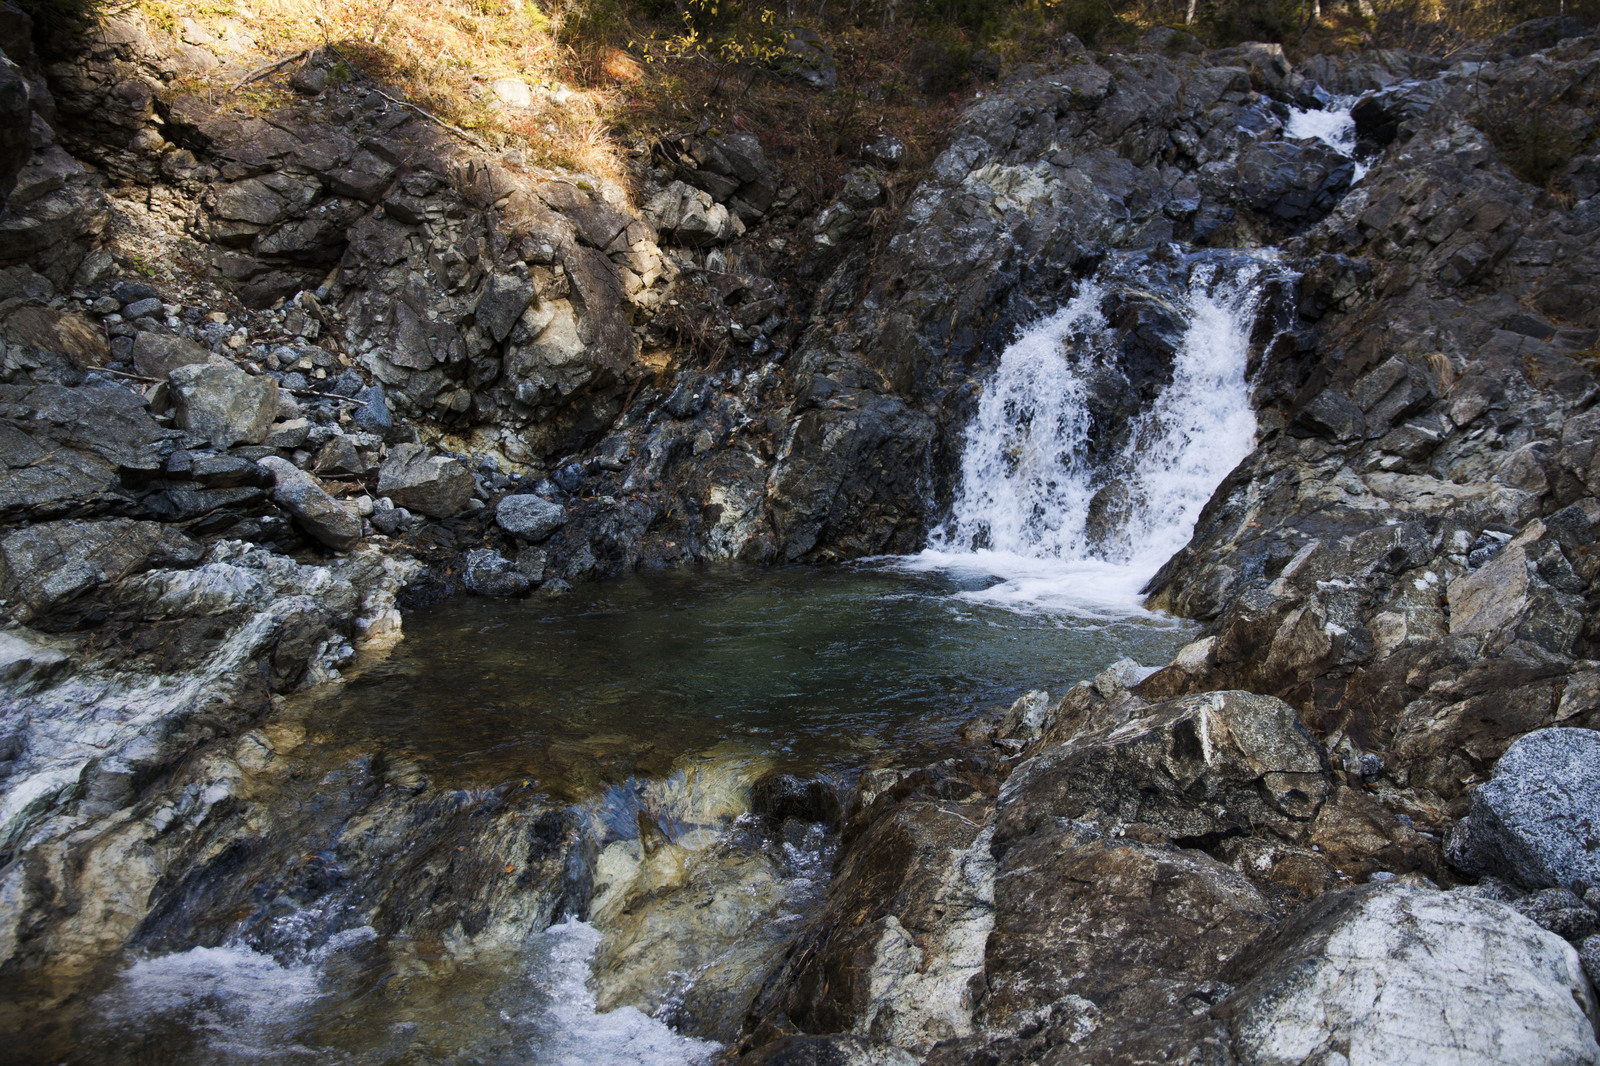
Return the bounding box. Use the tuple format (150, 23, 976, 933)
(376, 443, 474, 518)
(258, 456, 361, 551)
(169, 361, 278, 448)
(495, 493, 566, 543)
(1219, 885, 1599, 1065)
(462, 548, 530, 597)
(1447, 728, 1600, 892)
(131, 332, 209, 379)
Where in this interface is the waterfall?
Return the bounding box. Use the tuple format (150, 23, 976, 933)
(1287, 96, 1369, 182)
(906, 253, 1283, 617)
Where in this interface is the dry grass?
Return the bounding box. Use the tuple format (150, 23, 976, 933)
(137, 0, 639, 184)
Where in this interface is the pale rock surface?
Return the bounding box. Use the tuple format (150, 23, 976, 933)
(1222, 884, 1600, 1066)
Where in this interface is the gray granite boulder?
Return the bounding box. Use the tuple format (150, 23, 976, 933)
(1447, 728, 1600, 892)
(169, 361, 278, 448)
(495, 493, 566, 543)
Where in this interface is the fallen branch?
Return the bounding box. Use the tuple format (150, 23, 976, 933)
(362, 85, 492, 152)
(93, 364, 369, 405)
(230, 49, 311, 93)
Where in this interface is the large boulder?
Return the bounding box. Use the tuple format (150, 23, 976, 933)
(993, 689, 1331, 851)
(258, 456, 361, 551)
(168, 361, 278, 448)
(495, 493, 566, 542)
(376, 443, 475, 518)
(1218, 884, 1599, 1065)
(1447, 728, 1600, 892)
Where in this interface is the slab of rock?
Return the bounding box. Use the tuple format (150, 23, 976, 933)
(993, 689, 1331, 850)
(2, 305, 107, 368)
(1218, 885, 1600, 1065)
(495, 493, 566, 542)
(169, 361, 278, 448)
(1447, 727, 1600, 892)
(258, 456, 361, 551)
(376, 443, 474, 518)
(132, 332, 209, 379)
(0, 518, 199, 622)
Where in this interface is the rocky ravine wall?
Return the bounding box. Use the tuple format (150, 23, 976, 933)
(2, 3, 1600, 1062)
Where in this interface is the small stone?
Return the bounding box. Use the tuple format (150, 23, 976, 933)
(121, 297, 162, 318)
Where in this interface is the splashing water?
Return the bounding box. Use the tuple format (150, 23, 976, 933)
(527, 919, 723, 1066)
(909, 254, 1281, 616)
(1286, 96, 1369, 182)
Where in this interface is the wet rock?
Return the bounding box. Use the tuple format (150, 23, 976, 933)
(750, 773, 842, 829)
(169, 361, 278, 448)
(0, 518, 198, 623)
(1216, 885, 1599, 1065)
(462, 547, 529, 597)
(131, 332, 209, 379)
(376, 443, 474, 518)
(746, 758, 999, 1053)
(994, 688, 1052, 745)
(258, 455, 361, 551)
(495, 493, 566, 543)
(994, 689, 1330, 850)
(1448, 728, 1600, 892)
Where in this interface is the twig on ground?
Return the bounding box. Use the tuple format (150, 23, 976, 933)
(230, 49, 311, 93)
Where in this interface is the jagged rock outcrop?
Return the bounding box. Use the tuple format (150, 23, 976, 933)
(1142, 32, 1600, 813)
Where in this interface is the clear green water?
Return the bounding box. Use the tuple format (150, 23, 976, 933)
(303, 561, 1194, 800)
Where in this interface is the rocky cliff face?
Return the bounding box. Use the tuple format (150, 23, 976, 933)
(2, 3, 1600, 1062)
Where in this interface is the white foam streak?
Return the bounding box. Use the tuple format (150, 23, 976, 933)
(96, 944, 326, 1061)
(528, 918, 722, 1066)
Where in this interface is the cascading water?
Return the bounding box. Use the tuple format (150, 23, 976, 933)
(1287, 96, 1370, 181)
(910, 252, 1285, 616)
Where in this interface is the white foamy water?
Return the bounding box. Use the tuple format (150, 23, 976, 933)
(93, 943, 328, 1062)
(910, 256, 1277, 617)
(1287, 97, 1369, 182)
(527, 918, 723, 1066)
